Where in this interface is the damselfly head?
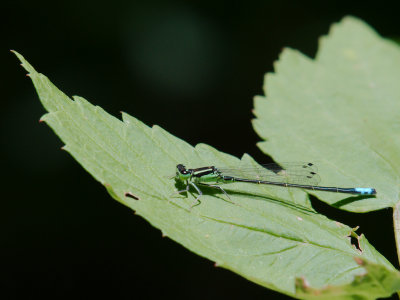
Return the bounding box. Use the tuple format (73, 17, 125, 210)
(176, 164, 191, 181)
(177, 164, 186, 172)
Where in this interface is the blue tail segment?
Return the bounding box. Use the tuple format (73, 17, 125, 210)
(354, 188, 376, 195)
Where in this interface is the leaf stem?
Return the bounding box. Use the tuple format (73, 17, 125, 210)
(393, 203, 400, 267)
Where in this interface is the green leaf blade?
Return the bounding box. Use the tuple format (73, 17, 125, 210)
(253, 17, 400, 212)
(14, 37, 400, 300)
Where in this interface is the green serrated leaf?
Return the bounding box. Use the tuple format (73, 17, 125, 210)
(13, 42, 400, 300)
(253, 16, 400, 212)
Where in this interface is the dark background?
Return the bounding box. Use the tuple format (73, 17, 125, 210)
(3, 1, 400, 299)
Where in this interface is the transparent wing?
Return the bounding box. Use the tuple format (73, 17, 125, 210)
(217, 162, 321, 186)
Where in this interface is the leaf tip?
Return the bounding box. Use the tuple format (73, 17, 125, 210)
(12, 51, 36, 74)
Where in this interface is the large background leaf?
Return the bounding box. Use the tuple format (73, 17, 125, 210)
(253, 17, 400, 212)
(14, 45, 400, 299)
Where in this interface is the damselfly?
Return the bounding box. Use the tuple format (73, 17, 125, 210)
(174, 163, 376, 207)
